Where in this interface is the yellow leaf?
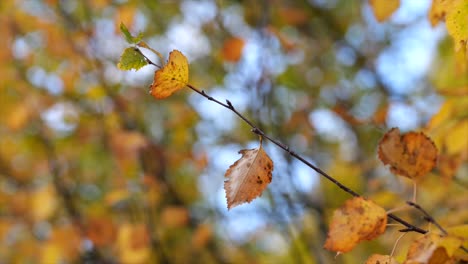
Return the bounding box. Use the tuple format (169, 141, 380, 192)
(150, 50, 189, 99)
(405, 233, 463, 264)
(6, 102, 31, 131)
(369, 0, 400, 22)
(378, 128, 438, 181)
(31, 184, 58, 221)
(447, 224, 468, 249)
(324, 197, 387, 253)
(445, 120, 468, 155)
(446, 0, 468, 51)
(426, 100, 454, 132)
(117, 223, 151, 264)
(40, 243, 63, 264)
(224, 144, 274, 210)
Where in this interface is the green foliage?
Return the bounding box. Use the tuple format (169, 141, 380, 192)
(120, 22, 143, 44)
(117, 47, 147, 70)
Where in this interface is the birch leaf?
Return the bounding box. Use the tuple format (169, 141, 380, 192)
(324, 197, 387, 253)
(150, 50, 189, 99)
(378, 128, 438, 181)
(120, 22, 143, 44)
(117, 47, 147, 71)
(224, 144, 273, 210)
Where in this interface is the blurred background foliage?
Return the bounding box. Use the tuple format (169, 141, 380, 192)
(0, 0, 467, 263)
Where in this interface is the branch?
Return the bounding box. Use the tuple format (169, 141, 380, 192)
(135, 46, 427, 234)
(39, 132, 112, 263)
(185, 83, 427, 234)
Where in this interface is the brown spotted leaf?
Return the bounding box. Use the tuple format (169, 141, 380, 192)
(224, 144, 273, 210)
(150, 50, 189, 99)
(378, 128, 438, 181)
(324, 197, 387, 253)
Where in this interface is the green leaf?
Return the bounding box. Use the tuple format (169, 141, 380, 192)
(120, 22, 143, 44)
(117, 48, 147, 71)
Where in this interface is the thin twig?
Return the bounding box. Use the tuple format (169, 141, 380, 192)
(407, 201, 447, 235)
(185, 83, 428, 235)
(407, 201, 468, 253)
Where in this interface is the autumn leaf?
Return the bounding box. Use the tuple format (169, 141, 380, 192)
(117, 223, 151, 264)
(224, 144, 274, 210)
(117, 47, 147, 71)
(324, 197, 387, 253)
(405, 233, 464, 264)
(222, 37, 245, 62)
(365, 254, 399, 264)
(445, 0, 468, 51)
(447, 225, 468, 261)
(86, 217, 117, 247)
(428, 0, 452, 26)
(150, 50, 189, 99)
(369, 0, 400, 22)
(378, 128, 438, 181)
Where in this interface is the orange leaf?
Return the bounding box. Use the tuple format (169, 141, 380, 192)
(161, 206, 189, 228)
(150, 50, 189, 99)
(86, 217, 117, 247)
(366, 254, 399, 264)
(324, 197, 387, 253)
(278, 7, 309, 26)
(222, 37, 245, 62)
(378, 128, 438, 181)
(428, 0, 452, 26)
(224, 144, 273, 210)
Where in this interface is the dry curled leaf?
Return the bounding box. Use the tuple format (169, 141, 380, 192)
(378, 128, 438, 181)
(150, 50, 189, 99)
(405, 233, 463, 264)
(224, 144, 273, 210)
(324, 197, 387, 253)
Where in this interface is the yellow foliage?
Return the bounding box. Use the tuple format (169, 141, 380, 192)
(117, 223, 151, 264)
(31, 184, 58, 222)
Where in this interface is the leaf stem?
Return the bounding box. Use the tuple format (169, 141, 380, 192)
(134, 47, 160, 68)
(186, 83, 428, 234)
